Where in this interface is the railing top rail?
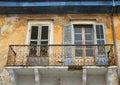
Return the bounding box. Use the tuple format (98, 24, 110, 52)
(9, 44, 114, 47)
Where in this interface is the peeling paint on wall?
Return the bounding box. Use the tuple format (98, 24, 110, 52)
(0, 14, 119, 84)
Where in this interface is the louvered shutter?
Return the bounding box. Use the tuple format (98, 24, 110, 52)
(62, 24, 73, 65)
(95, 24, 108, 65)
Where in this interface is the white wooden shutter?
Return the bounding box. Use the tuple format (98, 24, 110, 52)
(62, 24, 73, 65)
(63, 24, 73, 44)
(95, 23, 108, 65)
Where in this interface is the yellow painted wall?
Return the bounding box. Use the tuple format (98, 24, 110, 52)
(114, 15, 120, 67)
(0, 14, 119, 84)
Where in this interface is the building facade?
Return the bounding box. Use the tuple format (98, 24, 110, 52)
(0, 0, 120, 85)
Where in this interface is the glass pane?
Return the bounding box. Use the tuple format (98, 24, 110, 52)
(30, 41, 37, 45)
(75, 49, 82, 57)
(101, 34, 104, 38)
(100, 25, 103, 34)
(96, 29, 100, 35)
(74, 25, 82, 33)
(41, 41, 48, 45)
(31, 26, 38, 39)
(40, 46, 48, 57)
(97, 34, 100, 39)
(75, 42, 82, 45)
(85, 42, 93, 45)
(75, 28, 82, 33)
(85, 34, 92, 40)
(97, 40, 105, 44)
(41, 26, 48, 39)
(96, 25, 104, 39)
(97, 46, 106, 55)
(75, 34, 82, 40)
(85, 42, 93, 48)
(86, 49, 94, 56)
(85, 28, 92, 33)
(40, 41, 48, 57)
(29, 46, 37, 57)
(64, 47, 73, 58)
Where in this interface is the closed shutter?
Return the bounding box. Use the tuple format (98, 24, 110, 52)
(62, 24, 73, 65)
(95, 24, 108, 65)
(63, 24, 73, 44)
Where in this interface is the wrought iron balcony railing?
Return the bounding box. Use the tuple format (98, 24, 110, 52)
(6, 44, 116, 66)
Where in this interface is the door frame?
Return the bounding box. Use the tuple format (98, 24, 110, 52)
(70, 21, 96, 44)
(25, 21, 54, 65)
(70, 21, 96, 65)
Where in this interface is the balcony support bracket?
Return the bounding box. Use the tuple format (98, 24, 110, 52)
(34, 68, 40, 85)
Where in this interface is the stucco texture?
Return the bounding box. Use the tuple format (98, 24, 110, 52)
(0, 14, 118, 84)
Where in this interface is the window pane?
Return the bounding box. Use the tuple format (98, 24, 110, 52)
(75, 28, 82, 33)
(85, 42, 93, 48)
(41, 41, 48, 45)
(96, 25, 104, 39)
(40, 46, 48, 57)
(97, 40, 105, 44)
(101, 34, 104, 38)
(74, 25, 82, 33)
(97, 46, 106, 55)
(75, 42, 82, 45)
(41, 26, 48, 39)
(30, 41, 37, 45)
(85, 34, 92, 40)
(31, 26, 38, 39)
(96, 29, 100, 35)
(75, 49, 82, 57)
(85, 42, 93, 45)
(75, 34, 82, 40)
(86, 49, 94, 56)
(97, 34, 100, 39)
(40, 41, 48, 57)
(29, 45, 37, 57)
(85, 28, 92, 33)
(100, 25, 103, 34)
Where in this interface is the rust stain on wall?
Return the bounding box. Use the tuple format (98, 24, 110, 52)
(0, 14, 118, 84)
(0, 14, 115, 68)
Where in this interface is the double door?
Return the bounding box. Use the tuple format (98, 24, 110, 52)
(28, 25, 49, 65)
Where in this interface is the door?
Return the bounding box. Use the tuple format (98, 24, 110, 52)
(74, 25, 95, 65)
(27, 25, 49, 65)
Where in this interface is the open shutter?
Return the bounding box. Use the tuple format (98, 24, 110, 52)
(95, 24, 108, 65)
(62, 24, 73, 65)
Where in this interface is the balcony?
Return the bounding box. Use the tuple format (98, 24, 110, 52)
(6, 44, 116, 66)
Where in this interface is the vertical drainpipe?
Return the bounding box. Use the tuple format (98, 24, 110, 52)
(111, 0, 119, 71)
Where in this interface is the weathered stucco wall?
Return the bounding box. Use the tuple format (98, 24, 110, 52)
(114, 15, 120, 68)
(0, 14, 114, 68)
(0, 14, 118, 84)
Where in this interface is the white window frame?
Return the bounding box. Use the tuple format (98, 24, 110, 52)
(70, 21, 106, 58)
(70, 21, 97, 44)
(26, 21, 54, 45)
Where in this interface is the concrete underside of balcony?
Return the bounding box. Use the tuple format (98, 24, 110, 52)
(5, 66, 118, 85)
